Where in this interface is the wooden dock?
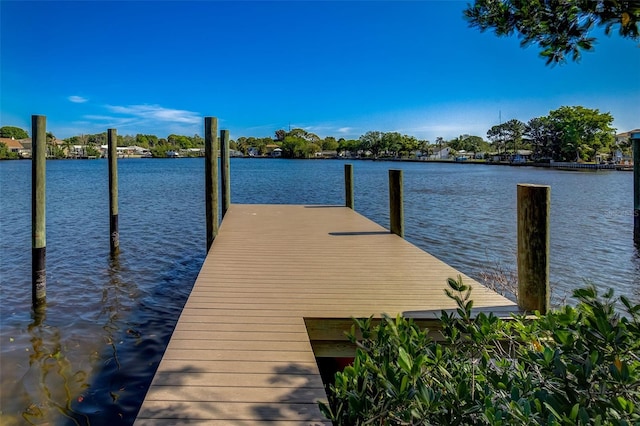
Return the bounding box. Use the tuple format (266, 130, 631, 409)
(134, 204, 517, 425)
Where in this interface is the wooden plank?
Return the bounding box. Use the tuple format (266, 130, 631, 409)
(144, 385, 327, 403)
(155, 360, 320, 374)
(136, 401, 330, 422)
(135, 204, 517, 424)
(151, 372, 325, 388)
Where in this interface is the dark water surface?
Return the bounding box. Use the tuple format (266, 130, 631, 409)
(1, 158, 638, 424)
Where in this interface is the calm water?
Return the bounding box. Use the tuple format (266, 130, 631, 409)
(1, 158, 638, 425)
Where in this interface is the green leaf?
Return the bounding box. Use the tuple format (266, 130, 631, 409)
(398, 346, 412, 373)
(569, 403, 579, 421)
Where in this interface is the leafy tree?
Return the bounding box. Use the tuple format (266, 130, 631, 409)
(464, 0, 640, 64)
(448, 135, 487, 154)
(382, 132, 403, 157)
(504, 119, 526, 153)
(359, 131, 385, 158)
(135, 134, 159, 148)
(61, 139, 74, 158)
(418, 139, 432, 157)
(150, 141, 172, 158)
(547, 106, 615, 161)
(281, 135, 309, 158)
(191, 134, 204, 147)
(322, 136, 338, 151)
(487, 119, 526, 154)
(525, 116, 557, 159)
(85, 145, 101, 158)
(0, 142, 19, 159)
(487, 124, 506, 154)
(235, 136, 250, 155)
(399, 134, 420, 157)
(167, 134, 195, 149)
(274, 129, 286, 141)
(0, 126, 29, 139)
(117, 134, 136, 147)
(86, 132, 106, 146)
(337, 138, 360, 156)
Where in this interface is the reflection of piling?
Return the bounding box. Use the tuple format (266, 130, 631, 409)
(205, 117, 219, 252)
(345, 164, 354, 209)
(220, 129, 230, 219)
(632, 134, 640, 244)
(108, 129, 119, 255)
(389, 169, 404, 238)
(517, 184, 550, 314)
(32, 115, 47, 307)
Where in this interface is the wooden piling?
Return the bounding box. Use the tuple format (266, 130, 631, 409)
(345, 164, 354, 209)
(633, 134, 640, 244)
(205, 117, 219, 252)
(517, 184, 550, 314)
(220, 129, 230, 219)
(389, 169, 404, 237)
(32, 115, 47, 307)
(108, 129, 119, 255)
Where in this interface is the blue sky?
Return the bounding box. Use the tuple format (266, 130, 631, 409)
(1, 1, 638, 142)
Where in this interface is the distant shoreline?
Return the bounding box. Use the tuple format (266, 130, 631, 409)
(1, 155, 633, 171)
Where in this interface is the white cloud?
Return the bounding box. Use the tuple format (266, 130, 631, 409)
(106, 104, 200, 124)
(68, 95, 88, 103)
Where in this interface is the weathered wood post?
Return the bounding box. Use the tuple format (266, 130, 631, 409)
(632, 132, 640, 244)
(108, 129, 119, 255)
(517, 184, 550, 313)
(389, 169, 404, 237)
(205, 117, 219, 252)
(220, 129, 230, 219)
(32, 115, 47, 307)
(345, 164, 354, 209)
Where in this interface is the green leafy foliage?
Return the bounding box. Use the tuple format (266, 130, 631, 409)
(464, 1, 640, 65)
(320, 277, 640, 425)
(0, 125, 29, 139)
(0, 142, 19, 159)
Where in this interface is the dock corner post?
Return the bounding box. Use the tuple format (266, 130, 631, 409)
(108, 129, 119, 255)
(345, 163, 354, 209)
(32, 115, 47, 308)
(205, 117, 219, 252)
(632, 133, 640, 244)
(389, 169, 404, 237)
(220, 129, 230, 219)
(517, 183, 550, 314)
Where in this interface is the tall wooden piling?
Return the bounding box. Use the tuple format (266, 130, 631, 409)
(32, 115, 47, 307)
(205, 117, 219, 252)
(632, 133, 640, 244)
(389, 169, 404, 237)
(108, 129, 119, 254)
(220, 129, 230, 219)
(517, 184, 550, 314)
(345, 164, 354, 209)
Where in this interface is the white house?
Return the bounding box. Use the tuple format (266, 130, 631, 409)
(430, 147, 451, 160)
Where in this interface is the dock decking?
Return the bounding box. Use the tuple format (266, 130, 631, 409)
(134, 204, 517, 425)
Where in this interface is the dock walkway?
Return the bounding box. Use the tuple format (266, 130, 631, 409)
(135, 204, 517, 425)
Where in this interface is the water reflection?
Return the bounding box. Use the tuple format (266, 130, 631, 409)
(19, 305, 91, 425)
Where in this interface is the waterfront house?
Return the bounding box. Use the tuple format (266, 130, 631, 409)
(430, 147, 452, 160)
(0, 137, 31, 157)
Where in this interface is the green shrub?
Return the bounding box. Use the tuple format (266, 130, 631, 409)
(319, 277, 640, 425)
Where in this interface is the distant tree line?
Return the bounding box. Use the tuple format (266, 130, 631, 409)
(0, 105, 626, 161)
